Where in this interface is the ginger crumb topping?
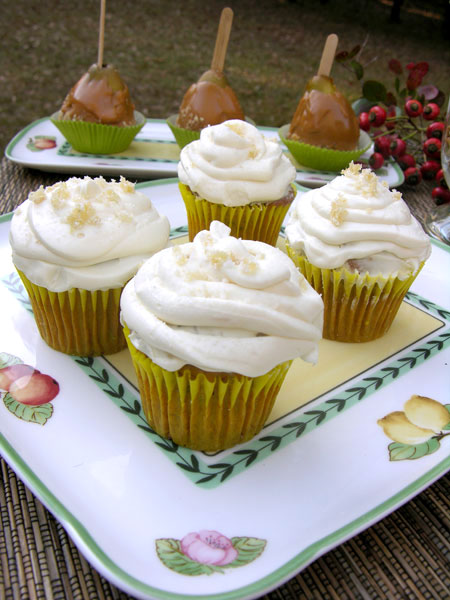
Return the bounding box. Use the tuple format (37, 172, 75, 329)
(104, 189, 120, 203)
(173, 246, 189, 266)
(117, 210, 133, 223)
(342, 162, 362, 178)
(242, 258, 259, 274)
(330, 193, 348, 227)
(226, 121, 245, 136)
(208, 250, 229, 267)
(29, 186, 46, 204)
(65, 202, 100, 231)
(51, 184, 70, 210)
(185, 269, 207, 282)
(342, 162, 380, 196)
(392, 190, 402, 201)
(247, 146, 258, 159)
(360, 170, 379, 196)
(119, 176, 134, 193)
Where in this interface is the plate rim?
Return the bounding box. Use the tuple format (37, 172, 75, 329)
(1, 179, 449, 600)
(1, 430, 449, 600)
(4, 117, 404, 188)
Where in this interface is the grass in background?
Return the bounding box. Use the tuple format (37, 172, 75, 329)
(1, 0, 449, 153)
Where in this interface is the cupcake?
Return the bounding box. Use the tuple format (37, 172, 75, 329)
(178, 119, 297, 246)
(10, 176, 170, 356)
(167, 68, 246, 149)
(284, 162, 431, 343)
(120, 221, 323, 451)
(51, 64, 145, 154)
(279, 74, 370, 171)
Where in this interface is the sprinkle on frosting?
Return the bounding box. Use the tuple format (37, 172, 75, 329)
(65, 202, 100, 231)
(51, 183, 70, 210)
(226, 120, 246, 136)
(341, 161, 361, 177)
(178, 120, 297, 206)
(29, 186, 46, 204)
(285, 162, 431, 274)
(119, 175, 135, 193)
(104, 189, 120, 203)
(330, 193, 348, 227)
(120, 221, 324, 375)
(341, 162, 379, 197)
(10, 175, 170, 292)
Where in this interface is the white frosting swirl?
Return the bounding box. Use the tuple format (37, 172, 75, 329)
(285, 163, 431, 276)
(121, 221, 323, 376)
(177, 120, 296, 206)
(10, 176, 170, 291)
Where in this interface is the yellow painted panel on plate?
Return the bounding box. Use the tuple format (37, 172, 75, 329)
(107, 303, 442, 426)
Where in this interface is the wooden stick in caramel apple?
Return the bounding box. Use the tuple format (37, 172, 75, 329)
(211, 7, 234, 73)
(97, 0, 106, 68)
(175, 7, 245, 131)
(317, 33, 339, 78)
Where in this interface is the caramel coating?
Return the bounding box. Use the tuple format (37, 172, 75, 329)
(59, 64, 135, 126)
(176, 70, 244, 131)
(288, 76, 359, 151)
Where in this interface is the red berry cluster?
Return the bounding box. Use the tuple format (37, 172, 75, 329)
(335, 53, 448, 205)
(359, 101, 449, 204)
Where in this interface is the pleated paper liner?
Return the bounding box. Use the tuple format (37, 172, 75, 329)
(279, 125, 372, 171)
(166, 114, 201, 149)
(50, 110, 145, 154)
(285, 246, 424, 343)
(123, 323, 292, 451)
(179, 182, 294, 246)
(17, 270, 126, 356)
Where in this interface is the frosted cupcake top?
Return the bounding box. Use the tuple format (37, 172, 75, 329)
(285, 162, 431, 276)
(10, 176, 170, 292)
(121, 221, 323, 376)
(177, 119, 296, 206)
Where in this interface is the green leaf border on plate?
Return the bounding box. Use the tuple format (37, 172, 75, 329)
(3, 268, 449, 488)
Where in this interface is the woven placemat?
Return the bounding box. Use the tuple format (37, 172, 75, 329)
(0, 157, 440, 222)
(1, 158, 449, 599)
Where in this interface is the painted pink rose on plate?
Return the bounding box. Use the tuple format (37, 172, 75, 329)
(156, 530, 266, 575)
(180, 530, 238, 566)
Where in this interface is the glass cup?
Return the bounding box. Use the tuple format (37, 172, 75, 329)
(423, 99, 450, 244)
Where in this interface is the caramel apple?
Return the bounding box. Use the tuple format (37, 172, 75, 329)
(288, 74, 359, 151)
(59, 63, 136, 126)
(176, 68, 244, 130)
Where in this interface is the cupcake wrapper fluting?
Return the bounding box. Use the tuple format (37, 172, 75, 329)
(17, 270, 126, 356)
(285, 246, 423, 343)
(179, 182, 293, 246)
(50, 111, 145, 155)
(278, 125, 372, 172)
(166, 115, 201, 149)
(124, 324, 292, 451)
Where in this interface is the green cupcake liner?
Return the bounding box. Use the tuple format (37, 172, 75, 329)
(278, 125, 372, 172)
(166, 114, 201, 149)
(50, 110, 145, 154)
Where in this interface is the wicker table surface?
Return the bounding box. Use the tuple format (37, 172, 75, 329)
(0, 156, 449, 600)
